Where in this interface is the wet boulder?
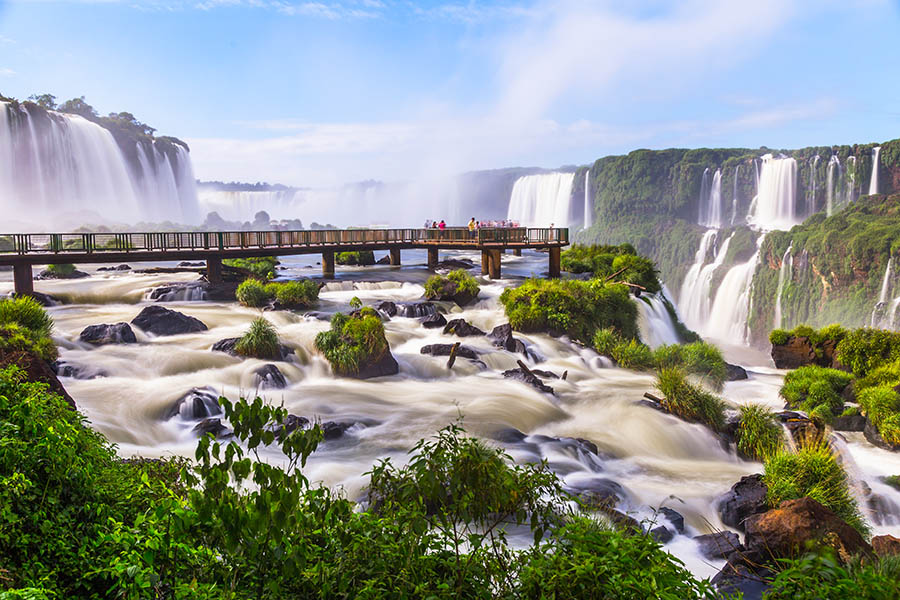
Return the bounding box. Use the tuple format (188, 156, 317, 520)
(566, 477, 626, 510)
(770, 335, 817, 369)
(650, 526, 674, 544)
(420, 343, 480, 360)
(131, 305, 208, 336)
(718, 474, 768, 531)
(872, 534, 900, 557)
(376, 301, 398, 317)
(98, 264, 132, 271)
(725, 363, 748, 381)
(659, 507, 685, 534)
(322, 421, 353, 440)
(36, 267, 89, 280)
(502, 366, 554, 394)
(192, 417, 232, 439)
(211, 337, 294, 361)
(832, 413, 867, 431)
(443, 318, 485, 337)
(165, 387, 222, 420)
(26, 291, 62, 307)
(80, 322, 137, 345)
(421, 312, 447, 329)
(51, 360, 105, 380)
(254, 363, 288, 389)
(488, 323, 527, 354)
(694, 531, 742, 560)
(149, 282, 209, 302)
(865, 419, 900, 451)
(396, 302, 436, 318)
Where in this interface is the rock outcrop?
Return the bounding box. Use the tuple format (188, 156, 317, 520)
(131, 305, 207, 336)
(80, 323, 137, 345)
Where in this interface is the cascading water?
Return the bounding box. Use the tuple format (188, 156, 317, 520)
(0, 102, 199, 228)
(869, 146, 882, 195)
(637, 288, 681, 348)
(749, 155, 798, 231)
(826, 155, 840, 216)
(871, 258, 897, 328)
(583, 170, 593, 229)
(773, 244, 793, 330)
(506, 172, 575, 227)
(704, 235, 764, 343)
(730, 165, 740, 225)
(698, 169, 723, 228)
(806, 155, 819, 216)
(845, 156, 857, 206)
(678, 230, 734, 332)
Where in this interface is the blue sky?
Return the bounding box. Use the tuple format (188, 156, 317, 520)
(1, 0, 899, 186)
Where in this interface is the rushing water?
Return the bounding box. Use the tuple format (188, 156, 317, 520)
(870, 146, 882, 196)
(699, 169, 723, 228)
(773, 244, 793, 330)
(750, 155, 798, 231)
(679, 230, 734, 333)
(507, 173, 575, 227)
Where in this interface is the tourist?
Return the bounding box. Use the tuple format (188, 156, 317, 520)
(468, 217, 476, 239)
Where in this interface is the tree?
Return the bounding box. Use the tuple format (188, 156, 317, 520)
(58, 96, 97, 119)
(27, 93, 57, 109)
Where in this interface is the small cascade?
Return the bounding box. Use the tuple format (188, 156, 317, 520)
(506, 172, 575, 227)
(750, 155, 798, 231)
(731, 165, 740, 225)
(678, 230, 735, 331)
(583, 170, 593, 229)
(773, 244, 793, 330)
(826, 155, 840, 216)
(704, 235, 765, 343)
(806, 155, 819, 216)
(871, 258, 895, 328)
(698, 169, 723, 228)
(637, 291, 680, 349)
(869, 146, 881, 195)
(845, 156, 858, 206)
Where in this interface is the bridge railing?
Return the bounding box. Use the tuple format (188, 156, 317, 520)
(0, 227, 568, 256)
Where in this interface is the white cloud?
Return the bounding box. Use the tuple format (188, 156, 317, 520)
(0, 68, 16, 77)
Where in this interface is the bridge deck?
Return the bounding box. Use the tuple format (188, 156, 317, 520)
(1, 227, 569, 294)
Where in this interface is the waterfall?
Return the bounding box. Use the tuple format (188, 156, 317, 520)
(806, 155, 819, 216)
(583, 170, 593, 229)
(506, 172, 575, 227)
(826, 155, 840, 216)
(637, 289, 681, 349)
(871, 258, 894, 327)
(678, 230, 735, 331)
(704, 235, 765, 343)
(749, 155, 798, 231)
(774, 243, 793, 329)
(845, 156, 857, 206)
(0, 102, 199, 228)
(698, 169, 723, 228)
(731, 165, 740, 225)
(869, 146, 882, 195)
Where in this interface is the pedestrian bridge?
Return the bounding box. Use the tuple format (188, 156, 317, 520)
(0, 227, 569, 295)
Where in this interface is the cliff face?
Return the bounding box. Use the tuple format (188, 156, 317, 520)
(578, 139, 900, 346)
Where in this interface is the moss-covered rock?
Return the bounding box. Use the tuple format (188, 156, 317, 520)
(315, 308, 398, 379)
(424, 269, 480, 305)
(336, 251, 375, 266)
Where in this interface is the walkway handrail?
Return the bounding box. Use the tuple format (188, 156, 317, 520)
(0, 227, 568, 256)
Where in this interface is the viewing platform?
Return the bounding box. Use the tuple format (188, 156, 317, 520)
(0, 227, 569, 295)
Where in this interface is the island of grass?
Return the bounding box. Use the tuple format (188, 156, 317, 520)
(236, 278, 320, 309)
(223, 256, 279, 279)
(314, 307, 398, 378)
(424, 269, 480, 306)
(336, 250, 375, 266)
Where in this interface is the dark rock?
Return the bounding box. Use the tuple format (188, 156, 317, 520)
(718, 474, 768, 532)
(192, 418, 232, 439)
(427, 279, 478, 306)
(420, 344, 480, 360)
(832, 413, 867, 432)
(841, 380, 856, 403)
(436, 258, 475, 270)
(396, 302, 436, 318)
(149, 282, 209, 302)
(493, 427, 528, 443)
(254, 364, 288, 389)
(530, 368, 559, 379)
(421, 312, 447, 329)
(872, 534, 900, 557)
(602, 509, 642, 534)
(165, 387, 222, 420)
(725, 363, 748, 381)
(177, 261, 205, 267)
(650, 526, 674, 544)
(36, 268, 89, 280)
(26, 291, 62, 307)
(211, 337, 294, 361)
(322, 421, 352, 440)
(636, 399, 667, 413)
(694, 531, 742, 560)
(771, 335, 816, 369)
(659, 507, 685, 534)
(98, 264, 132, 271)
(711, 561, 772, 600)
(442, 318, 485, 337)
(80, 322, 137, 345)
(131, 305, 208, 336)
(774, 410, 803, 422)
(567, 478, 626, 509)
(376, 301, 397, 316)
(865, 419, 900, 451)
(744, 497, 873, 562)
(488, 323, 527, 354)
(502, 367, 554, 394)
(354, 350, 399, 379)
(51, 360, 105, 380)
(376, 255, 391, 265)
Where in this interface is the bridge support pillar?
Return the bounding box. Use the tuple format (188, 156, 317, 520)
(548, 246, 561, 278)
(13, 263, 33, 296)
(322, 251, 335, 277)
(488, 249, 502, 279)
(389, 247, 401, 266)
(427, 248, 438, 270)
(206, 256, 223, 284)
(481, 250, 490, 276)
(513, 248, 522, 256)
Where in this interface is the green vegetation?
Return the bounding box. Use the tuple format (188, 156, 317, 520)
(500, 278, 637, 343)
(560, 243, 661, 293)
(654, 368, 726, 432)
(886, 475, 900, 491)
(234, 317, 282, 360)
(766, 551, 900, 599)
(223, 256, 279, 279)
(769, 324, 849, 355)
(736, 404, 783, 461)
(315, 308, 390, 376)
(857, 386, 900, 445)
(424, 269, 481, 304)
(836, 327, 900, 378)
(763, 441, 869, 537)
(236, 278, 320, 309)
(46, 263, 77, 276)
(0, 296, 56, 361)
(335, 250, 375, 265)
(780, 366, 853, 417)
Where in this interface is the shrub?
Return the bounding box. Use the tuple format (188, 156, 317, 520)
(655, 368, 726, 431)
(593, 327, 623, 356)
(236, 278, 270, 307)
(500, 278, 638, 343)
(424, 269, 480, 303)
(763, 441, 869, 536)
(610, 338, 655, 370)
(0, 323, 58, 361)
(559, 243, 662, 293)
(836, 327, 900, 378)
(335, 250, 375, 265)
(856, 359, 900, 391)
(766, 551, 900, 599)
(267, 279, 319, 308)
(652, 344, 685, 369)
(681, 341, 728, 390)
(315, 309, 390, 376)
(234, 317, 282, 360)
(857, 386, 900, 445)
(780, 366, 852, 416)
(0, 296, 54, 338)
(770, 328, 790, 346)
(46, 263, 77, 276)
(224, 256, 278, 279)
(808, 403, 835, 426)
(736, 404, 783, 461)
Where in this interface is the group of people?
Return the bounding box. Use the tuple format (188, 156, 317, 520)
(423, 218, 524, 240)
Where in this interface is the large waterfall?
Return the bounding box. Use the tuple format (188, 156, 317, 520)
(870, 146, 882, 195)
(750, 155, 798, 231)
(705, 235, 764, 343)
(583, 171, 593, 229)
(698, 169, 723, 228)
(826, 155, 841, 216)
(806, 155, 819, 216)
(871, 258, 899, 329)
(774, 244, 793, 330)
(678, 230, 734, 331)
(506, 172, 575, 227)
(0, 102, 199, 228)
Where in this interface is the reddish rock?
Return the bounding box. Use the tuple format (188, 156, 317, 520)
(771, 336, 816, 369)
(744, 497, 872, 563)
(872, 535, 900, 557)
